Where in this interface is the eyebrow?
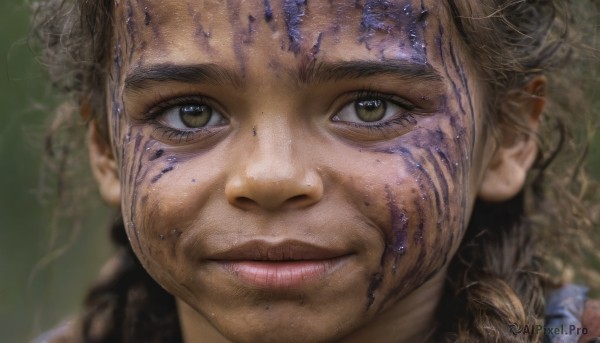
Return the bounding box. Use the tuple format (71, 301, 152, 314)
(124, 63, 243, 91)
(124, 59, 443, 92)
(292, 60, 444, 86)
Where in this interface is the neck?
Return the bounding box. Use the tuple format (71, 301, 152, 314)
(178, 269, 446, 343)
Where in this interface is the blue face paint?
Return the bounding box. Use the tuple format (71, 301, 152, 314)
(283, 0, 307, 53)
(264, 0, 274, 22)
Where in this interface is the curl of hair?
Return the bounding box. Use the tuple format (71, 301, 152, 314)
(30, 0, 600, 342)
(77, 217, 181, 343)
(438, 0, 600, 341)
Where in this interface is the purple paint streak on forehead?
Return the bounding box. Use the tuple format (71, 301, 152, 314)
(359, 0, 390, 33)
(264, 0, 273, 22)
(311, 31, 323, 56)
(246, 15, 257, 41)
(358, 0, 428, 62)
(283, 0, 307, 54)
(404, 3, 427, 63)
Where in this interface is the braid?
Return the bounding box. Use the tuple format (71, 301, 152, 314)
(437, 193, 546, 342)
(78, 216, 182, 343)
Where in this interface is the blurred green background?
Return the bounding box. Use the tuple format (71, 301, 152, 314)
(0, 2, 112, 342)
(0, 1, 598, 343)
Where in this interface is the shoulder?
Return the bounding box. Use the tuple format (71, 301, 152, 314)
(579, 299, 600, 343)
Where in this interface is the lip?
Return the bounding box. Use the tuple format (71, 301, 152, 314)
(209, 240, 353, 289)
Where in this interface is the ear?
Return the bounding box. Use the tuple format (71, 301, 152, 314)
(88, 122, 121, 207)
(478, 76, 546, 202)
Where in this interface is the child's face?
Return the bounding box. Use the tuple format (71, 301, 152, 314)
(105, 0, 494, 341)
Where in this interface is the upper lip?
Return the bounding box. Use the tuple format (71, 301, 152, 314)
(208, 240, 351, 261)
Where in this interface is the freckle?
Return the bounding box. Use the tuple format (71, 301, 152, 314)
(364, 201, 371, 207)
(376, 159, 381, 163)
(192, 179, 196, 183)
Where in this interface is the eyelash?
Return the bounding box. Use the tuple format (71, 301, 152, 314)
(144, 95, 224, 144)
(334, 90, 418, 136)
(142, 90, 418, 144)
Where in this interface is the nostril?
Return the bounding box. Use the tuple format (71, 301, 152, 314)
(225, 171, 324, 211)
(233, 194, 314, 211)
(288, 194, 310, 205)
(235, 197, 257, 210)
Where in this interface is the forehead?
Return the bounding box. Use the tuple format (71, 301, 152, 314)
(114, 0, 454, 72)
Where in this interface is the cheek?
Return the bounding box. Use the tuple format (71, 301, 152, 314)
(350, 117, 470, 311)
(117, 127, 199, 278)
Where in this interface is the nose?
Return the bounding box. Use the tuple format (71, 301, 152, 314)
(225, 125, 324, 212)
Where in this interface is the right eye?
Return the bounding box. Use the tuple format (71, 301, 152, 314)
(159, 102, 227, 130)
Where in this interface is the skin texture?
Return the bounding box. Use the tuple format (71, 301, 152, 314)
(90, 0, 541, 342)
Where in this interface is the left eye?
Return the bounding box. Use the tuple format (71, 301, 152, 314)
(159, 103, 227, 129)
(333, 97, 412, 124)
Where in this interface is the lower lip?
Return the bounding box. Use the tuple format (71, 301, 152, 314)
(217, 258, 347, 289)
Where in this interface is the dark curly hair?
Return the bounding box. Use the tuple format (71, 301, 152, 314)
(30, 0, 600, 342)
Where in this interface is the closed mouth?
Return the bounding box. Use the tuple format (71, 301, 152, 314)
(208, 240, 353, 289)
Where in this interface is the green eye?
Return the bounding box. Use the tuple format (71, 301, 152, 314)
(354, 99, 386, 122)
(180, 105, 213, 128)
(334, 93, 415, 126)
(158, 99, 227, 130)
